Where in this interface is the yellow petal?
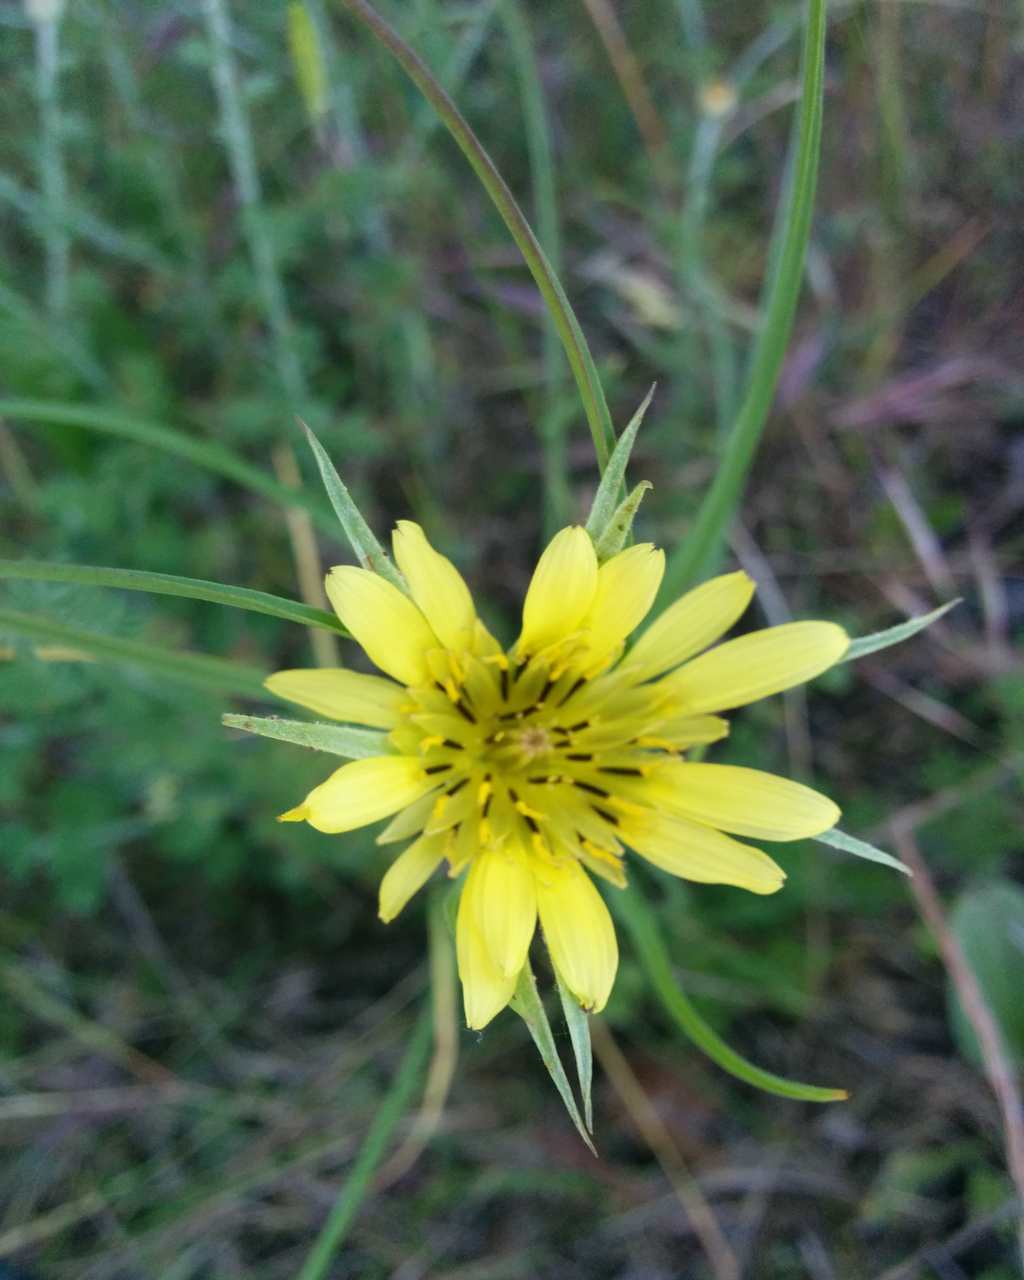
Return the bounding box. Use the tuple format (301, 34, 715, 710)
(456, 876, 518, 1029)
(298, 755, 433, 834)
(462, 848, 537, 978)
(517, 526, 598, 656)
(580, 543, 665, 673)
(535, 859, 618, 1013)
(378, 832, 445, 922)
(622, 811, 785, 894)
(625, 571, 755, 680)
(264, 667, 406, 727)
(325, 566, 438, 686)
(392, 521, 477, 652)
(660, 620, 849, 713)
(650, 763, 840, 840)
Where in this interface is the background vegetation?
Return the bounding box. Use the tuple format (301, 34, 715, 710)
(1, 0, 1022, 1275)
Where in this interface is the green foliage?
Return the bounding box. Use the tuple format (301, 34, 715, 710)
(949, 881, 1024, 1070)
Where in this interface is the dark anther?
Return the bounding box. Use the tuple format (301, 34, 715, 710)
(566, 752, 593, 762)
(499, 667, 509, 701)
(568, 719, 590, 732)
(442, 738, 463, 750)
(447, 778, 469, 797)
(592, 805, 619, 827)
(598, 766, 644, 776)
(558, 676, 587, 706)
(424, 763, 452, 775)
(455, 700, 477, 723)
(573, 780, 609, 798)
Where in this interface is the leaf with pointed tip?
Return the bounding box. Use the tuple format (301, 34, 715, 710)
(301, 422, 407, 591)
(815, 827, 910, 875)
(593, 481, 653, 562)
(584, 385, 655, 553)
(509, 963, 596, 1154)
(223, 714, 390, 759)
(554, 966, 593, 1134)
(844, 600, 960, 662)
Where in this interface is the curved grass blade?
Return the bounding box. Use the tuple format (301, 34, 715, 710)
(295, 1003, 433, 1280)
(223, 714, 388, 759)
(0, 399, 337, 535)
(611, 888, 848, 1102)
(301, 422, 405, 589)
(0, 560, 347, 635)
(0, 608, 266, 697)
(585, 384, 655, 550)
(509, 962, 596, 1154)
(660, 0, 827, 602)
(340, 0, 616, 471)
(815, 827, 910, 876)
(554, 966, 594, 1134)
(844, 599, 960, 662)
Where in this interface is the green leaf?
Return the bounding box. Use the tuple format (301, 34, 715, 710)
(949, 880, 1024, 1070)
(554, 966, 593, 1134)
(0, 560, 347, 635)
(0, 608, 266, 696)
(339, 0, 616, 471)
(288, 2, 328, 125)
(584, 384, 656, 552)
(659, 0, 828, 602)
(611, 888, 848, 1102)
(223, 714, 389, 759)
(509, 963, 596, 1154)
(814, 827, 911, 875)
(843, 599, 960, 662)
(0, 399, 337, 535)
(593, 482, 653, 562)
(301, 421, 406, 591)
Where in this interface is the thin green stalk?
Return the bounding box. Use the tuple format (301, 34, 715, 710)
(502, 0, 572, 531)
(0, 560, 347, 634)
(0, 608, 267, 696)
(32, 0, 69, 319)
(661, 0, 827, 603)
(296, 1003, 433, 1280)
(340, 0, 616, 470)
(200, 0, 309, 410)
(0, 399, 337, 534)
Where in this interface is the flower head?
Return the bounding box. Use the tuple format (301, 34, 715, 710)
(268, 522, 848, 1028)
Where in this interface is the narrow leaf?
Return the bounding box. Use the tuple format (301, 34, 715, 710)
(554, 966, 594, 1134)
(815, 827, 910, 876)
(0, 560, 347, 635)
(611, 888, 848, 1102)
(585, 385, 656, 546)
(843, 599, 960, 662)
(223, 714, 389, 759)
(0, 399, 337, 534)
(288, 2, 328, 126)
(593, 482, 653, 562)
(509, 963, 596, 1154)
(0, 608, 266, 696)
(301, 422, 406, 591)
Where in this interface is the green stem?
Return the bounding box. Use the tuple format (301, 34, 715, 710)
(0, 560, 347, 634)
(0, 399, 337, 535)
(611, 888, 847, 1102)
(0, 608, 267, 697)
(339, 0, 616, 470)
(296, 1003, 433, 1280)
(661, 0, 827, 602)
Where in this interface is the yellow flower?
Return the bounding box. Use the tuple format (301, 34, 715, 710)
(267, 522, 848, 1029)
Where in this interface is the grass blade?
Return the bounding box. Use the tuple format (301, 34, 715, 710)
(554, 966, 594, 1134)
(0, 560, 347, 634)
(301, 422, 406, 589)
(611, 888, 848, 1102)
(844, 599, 960, 662)
(0, 399, 337, 535)
(660, 0, 828, 602)
(340, 0, 616, 471)
(0, 608, 267, 697)
(295, 1003, 433, 1280)
(584, 384, 655, 549)
(815, 827, 910, 876)
(223, 714, 389, 759)
(509, 963, 596, 1154)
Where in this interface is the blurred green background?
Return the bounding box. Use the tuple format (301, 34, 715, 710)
(1, 0, 1022, 1275)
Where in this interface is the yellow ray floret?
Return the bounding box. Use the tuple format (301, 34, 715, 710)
(268, 522, 849, 1028)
